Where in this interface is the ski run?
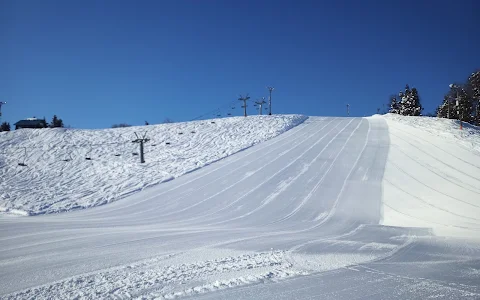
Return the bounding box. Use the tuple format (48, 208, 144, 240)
(1, 114, 479, 299)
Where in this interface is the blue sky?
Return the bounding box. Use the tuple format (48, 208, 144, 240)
(1, 0, 479, 129)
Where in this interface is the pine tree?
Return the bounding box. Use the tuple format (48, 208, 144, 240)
(469, 70, 480, 101)
(410, 88, 423, 116)
(468, 71, 480, 125)
(436, 94, 453, 119)
(458, 86, 475, 125)
(397, 85, 423, 116)
(0, 122, 10, 131)
(51, 115, 64, 128)
(388, 95, 400, 114)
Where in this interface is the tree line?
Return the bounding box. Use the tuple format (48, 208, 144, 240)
(387, 69, 480, 126)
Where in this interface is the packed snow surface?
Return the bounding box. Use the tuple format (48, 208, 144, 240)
(379, 114, 480, 238)
(0, 115, 307, 215)
(1, 115, 480, 299)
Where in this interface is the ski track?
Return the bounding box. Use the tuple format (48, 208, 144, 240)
(1, 115, 480, 299)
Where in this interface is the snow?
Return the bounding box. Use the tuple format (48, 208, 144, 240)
(1, 115, 480, 299)
(0, 115, 307, 215)
(379, 114, 480, 239)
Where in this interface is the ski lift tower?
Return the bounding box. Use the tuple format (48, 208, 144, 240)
(449, 84, 462, 130)
(267, 87, 274, 115)
(255, 97, 267, 115)
(0, 101, 6, 123)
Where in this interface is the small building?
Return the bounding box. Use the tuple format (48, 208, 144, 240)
(14, 118, 48, 130)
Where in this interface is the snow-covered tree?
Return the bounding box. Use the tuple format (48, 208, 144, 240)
(469, 70, 480, 101)
(468, 71, 480, 125)
(398, 85, 423, 116)
(439, 84, 476, 124)
(388, 95, 400, 114)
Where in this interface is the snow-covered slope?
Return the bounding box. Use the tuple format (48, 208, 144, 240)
(378, 114, 480, 239)
(1, 116, 479, 299)
(0, 115, 307, 215)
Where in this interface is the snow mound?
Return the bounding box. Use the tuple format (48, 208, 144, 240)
(377, 114, 480, 239)
(0, 115, 307, 215)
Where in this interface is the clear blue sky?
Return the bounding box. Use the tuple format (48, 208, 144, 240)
(1, 0, 479, 129)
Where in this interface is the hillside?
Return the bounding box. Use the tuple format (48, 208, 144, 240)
(0, 115, 307, 215)
(1, 116, 480, 299)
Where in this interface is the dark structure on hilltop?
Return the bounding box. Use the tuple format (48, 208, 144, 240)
(14, 118, 48, 130)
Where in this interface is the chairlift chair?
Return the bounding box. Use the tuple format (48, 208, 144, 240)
(62, 151, 73, 162)
(85, 146, 93, 160)
(18, 147, 27, 167)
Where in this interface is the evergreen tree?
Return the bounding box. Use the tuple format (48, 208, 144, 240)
(468, 70, 480, 125)
(410, 88, 423, 116)
(0, 122, 10, 131)
(457, 86, 475, 125)
(469, 70, 480, 101)
(397, 85, 423, 116)
(439, 84, 476, 125)
(51, 115, 64, 128)
(388, 95, 400, 114)
(436, 95, 452, 119)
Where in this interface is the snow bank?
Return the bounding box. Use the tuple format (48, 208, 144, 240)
(0, 115, 307, 215)
(376, 114, 480, 239)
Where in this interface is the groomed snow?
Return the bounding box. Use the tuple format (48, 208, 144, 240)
(376, 114, 480, 239)
(0, 115, 307, 215)
(1, 115, 480, 299)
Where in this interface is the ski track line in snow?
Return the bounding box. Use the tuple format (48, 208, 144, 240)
(152, 119, 341, 222)
(385, 178, 480, 223)
(76, 117, 315, 218)
(215, 119, 361, 225)
(389, 123, 480, 170)
(387, 160, 480, 209)
(389, 131, 480, 182)
(201, 119, 354, 226)
(273, 118, 368, 225)
(121, 118, 333, 220)
(382, 201, 479, 231)
(294, 118, 370, 234)
(390, 144, 480, 195)
(357, 264, 480, 294)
